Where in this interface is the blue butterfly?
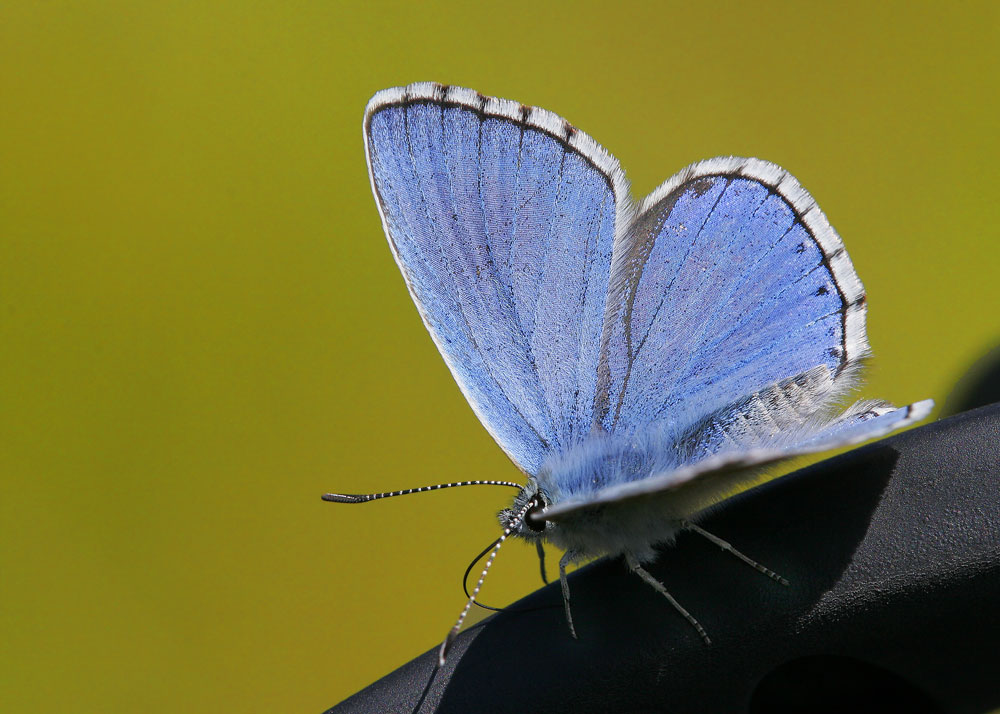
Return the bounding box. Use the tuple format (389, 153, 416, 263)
(328, 82, 932, 663)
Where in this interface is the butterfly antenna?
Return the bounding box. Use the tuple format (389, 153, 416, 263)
(322, 479, 522, 503)
(438, 497, 536, 666)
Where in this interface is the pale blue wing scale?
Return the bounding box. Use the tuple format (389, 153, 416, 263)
(365, 84, 624, 474)
(596, 157, 868, 435)
(542, 398, 934, 520)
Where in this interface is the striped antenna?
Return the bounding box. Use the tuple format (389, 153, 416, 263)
(437, 497, 536, 666)
(322, 479, 522, 503)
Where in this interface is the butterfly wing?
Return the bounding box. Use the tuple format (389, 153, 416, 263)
(549, 153, 930, 517)
(365, 84, 629, 474)
(542, 390, 934, 521)
(595, 157, 868, 434)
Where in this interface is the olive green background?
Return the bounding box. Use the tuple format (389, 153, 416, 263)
(2, 2, 997, 712)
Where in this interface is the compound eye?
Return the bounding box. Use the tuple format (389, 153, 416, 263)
(524, 499, 547, 533)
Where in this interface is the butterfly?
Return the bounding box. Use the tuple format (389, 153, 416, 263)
(326, 82, 932, 664)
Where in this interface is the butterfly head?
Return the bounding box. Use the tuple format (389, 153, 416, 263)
(498, 478, 552, 541)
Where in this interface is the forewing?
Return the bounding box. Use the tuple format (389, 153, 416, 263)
(365, 84, 628, 474)
(596, 157, 868, 434)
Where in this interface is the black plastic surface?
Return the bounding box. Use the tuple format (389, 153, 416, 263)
(327, 403, 1000, 714)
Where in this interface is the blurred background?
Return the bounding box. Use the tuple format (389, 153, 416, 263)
(1, 1, 997, 712)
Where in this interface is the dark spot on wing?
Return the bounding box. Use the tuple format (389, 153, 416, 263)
(795, 242, 806, 254)
(816, 285, 829, 296)
(688, 178, 715, 198)
(562, 120, 577, 142)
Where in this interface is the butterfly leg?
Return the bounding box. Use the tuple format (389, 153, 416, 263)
(683, 521, 789, 586)
(536, 541, 549, 585)
(625, 552, 712, 645)
(558, 550, 578, 639)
